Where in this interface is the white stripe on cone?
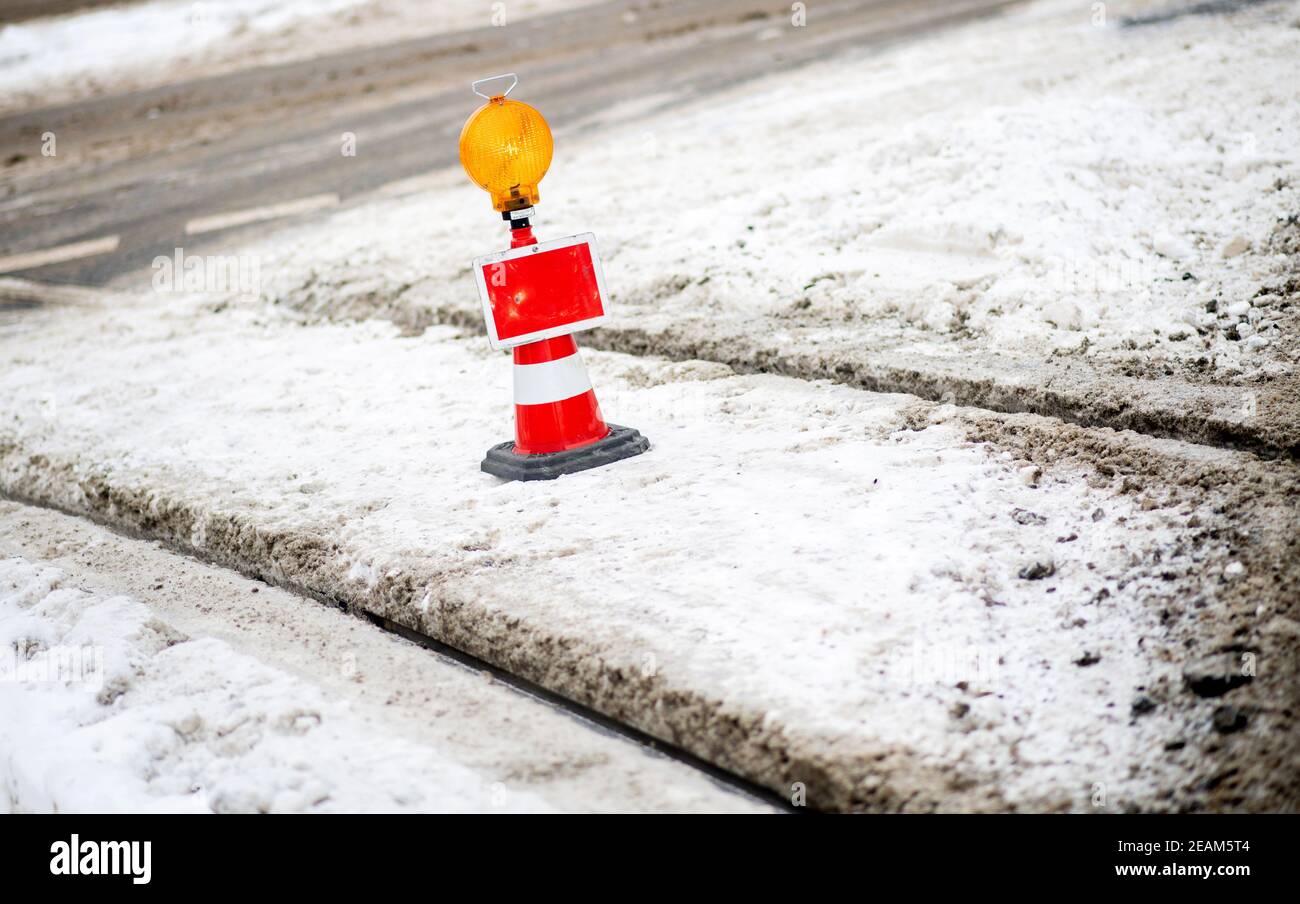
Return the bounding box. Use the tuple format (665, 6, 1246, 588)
(513, 352, 594, 406)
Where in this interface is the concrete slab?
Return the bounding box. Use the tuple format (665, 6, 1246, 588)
(1, 297, 1294, 810)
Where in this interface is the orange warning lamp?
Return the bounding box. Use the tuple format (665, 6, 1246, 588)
(459, 74, 553, 213)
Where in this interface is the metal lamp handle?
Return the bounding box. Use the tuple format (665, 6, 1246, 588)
(471, 73, 519, 100)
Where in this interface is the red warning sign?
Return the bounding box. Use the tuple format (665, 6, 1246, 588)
(473, 233, 609, 350)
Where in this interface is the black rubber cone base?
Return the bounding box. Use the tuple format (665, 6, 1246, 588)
(482, 424, 650, 482)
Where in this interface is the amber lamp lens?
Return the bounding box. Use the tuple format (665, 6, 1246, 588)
(459, 98, 554, 212)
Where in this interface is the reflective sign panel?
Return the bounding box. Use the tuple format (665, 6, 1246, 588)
(473, 233, 609, 349)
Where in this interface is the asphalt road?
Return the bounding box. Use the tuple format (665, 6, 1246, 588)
(0, 0, 118, 24)
(0, 0, 1020, 288)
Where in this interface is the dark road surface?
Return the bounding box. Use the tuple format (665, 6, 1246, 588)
(0, 0, 1020, 289)
(0, 0, 119, 24)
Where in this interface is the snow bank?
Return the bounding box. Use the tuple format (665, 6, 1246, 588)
(256, 0, 1300, 375)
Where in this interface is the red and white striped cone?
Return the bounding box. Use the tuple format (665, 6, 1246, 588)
(482, 331, 649, 480)
(480, 223, 649, 481)
(510, 335, 608, 455)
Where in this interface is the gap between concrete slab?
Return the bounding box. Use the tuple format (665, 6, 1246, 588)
(0, 448, 1004, 813)
(368, 614, 800, 813)
(4, 398, 1294, 811)
(0, 487, 798, 814)
(401, 300, 1299, 461)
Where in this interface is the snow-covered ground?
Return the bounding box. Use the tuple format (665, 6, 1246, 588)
(1, 0, 1292, 811)
(0, 502, 770, 813)
(254, 0, 1299, 381)
(0, 0, 596, 114)
(0, 554, 556, 813)
(0, 292, 1246, 810)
